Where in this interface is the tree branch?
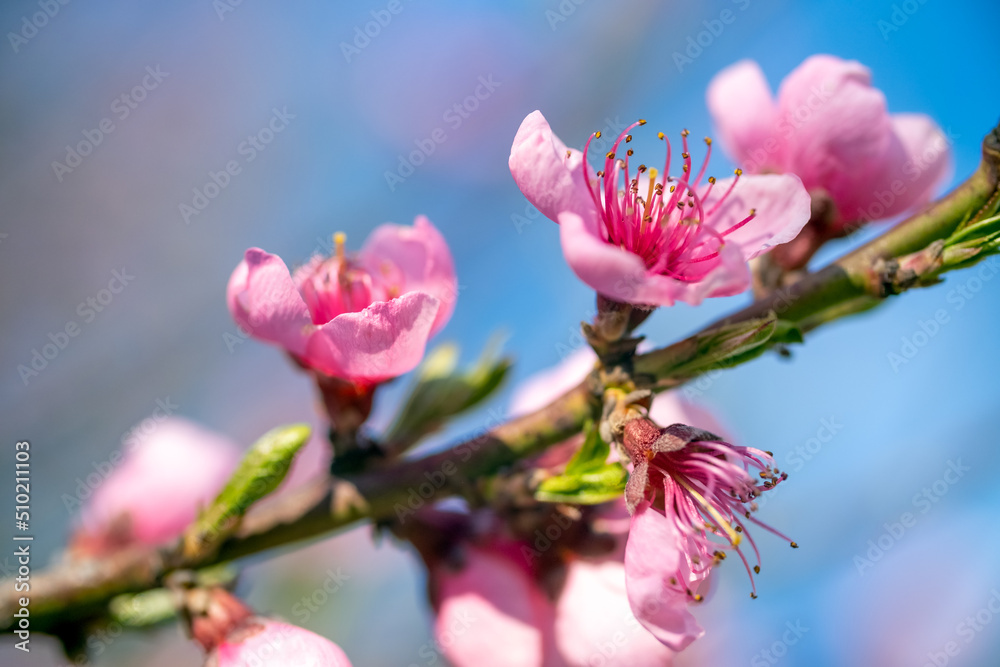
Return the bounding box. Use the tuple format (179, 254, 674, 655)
(5, 122, 998, 636)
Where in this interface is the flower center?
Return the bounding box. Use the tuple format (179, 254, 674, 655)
(646, 441, 793, 598)
(298, 232, 379, 324)
(581, 121, 757, 283)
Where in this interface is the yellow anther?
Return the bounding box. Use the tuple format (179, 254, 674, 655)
(638, 119, 647, 125)
(657, 132, 665, 140)
(705, 137, 712, 145)
(625, 134, 633, 143)
(734, 168, 743, 176)
(595, 131, 602, 138)
(606, 151, 615, 159)
(708, 176, 716, 184)
(334, 232, 347, 260)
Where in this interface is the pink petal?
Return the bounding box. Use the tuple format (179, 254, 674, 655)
(508, 347, 597, 417)
(707, 60, 779, 171)
(704, 173, 812, 260)
(227, 248, 313, 356)
(649, 393, 729, 442)
(360, 216, 458, 335)
(624, 503, 704, 652)
(434, 547, 552, 667)
(213, 620, 352, 667)
(510, 111, 592, 223)
(775, 55, 893, 209)
(662, 241, 752, 306)
(838, 113, 952, 224)
(556, 211, 655, 304)
(80, 418, 241, 546)
(304, 291, 440, 383)
(555, 559, 676, 666)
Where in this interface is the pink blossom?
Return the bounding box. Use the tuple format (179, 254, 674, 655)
(73, 418, 240, 554)
(206, 620, 352, 667)
(227, 216, 457, 384)
(621, 420, 793, 650)
(707, 55, 950, 242)
(433, 544, 555, 667)
(509, 111, 810, 306)
(432, 536, 676, 666)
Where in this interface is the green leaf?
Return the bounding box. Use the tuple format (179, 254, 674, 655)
(385, 338, 512, 452)
(564, 420, 610, 476)
(182, 424, 310, 559)
(535, 463, 628, 505)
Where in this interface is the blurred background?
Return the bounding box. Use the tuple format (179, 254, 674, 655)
(2, 0, 999, 665)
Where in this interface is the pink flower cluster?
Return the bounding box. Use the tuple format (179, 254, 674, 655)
(424, 349, 788, 663)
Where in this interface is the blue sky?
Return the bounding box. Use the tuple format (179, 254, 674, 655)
(2, 1, 999, 665)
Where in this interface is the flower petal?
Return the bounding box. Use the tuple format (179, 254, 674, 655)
(227, 248, 313, 356)
(434, 547, 551, 667)
(624, 503, 704, 652)
(557, 211, 654, 303)
(839, 113, 952, 223)
(707, 60, 779, 171)
(555, 559, 675, 666)
(775, 55, 893, 209)
(80, 419, 240, 548)
(304, 291, 439, 383)
(360, 215, 458, 335)
(510, 111, 592, 223)
(704, 173, 812, 260)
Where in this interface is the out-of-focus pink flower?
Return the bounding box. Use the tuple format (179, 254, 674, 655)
(74, 418, 240, 554)
(620, 419, 793, 650)
(227, 216, 457, 384)
(707, 55, 950, 248)
(431, 535, 676, 667)
(433, 544, 556, 667)
(206, 620, 352, 667)
(509, 111, 810, 306)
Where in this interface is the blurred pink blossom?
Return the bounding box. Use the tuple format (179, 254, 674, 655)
(206, 619, 352, 667)
(707, 55, 950, 263)
(74, 418, 240, 554)
(227, 216, 457, 384)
